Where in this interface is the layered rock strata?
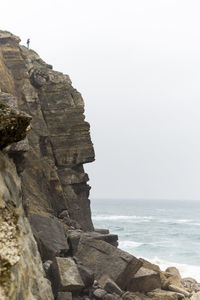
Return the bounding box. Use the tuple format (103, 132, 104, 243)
(0, 31, 200, 300)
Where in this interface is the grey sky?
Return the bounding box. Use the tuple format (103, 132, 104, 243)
(2, 0, 200, 200)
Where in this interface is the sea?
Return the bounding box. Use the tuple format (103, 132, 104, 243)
(91, 199, 200, 282)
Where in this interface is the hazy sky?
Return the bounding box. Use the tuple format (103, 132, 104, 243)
(2, 0, 200, 200)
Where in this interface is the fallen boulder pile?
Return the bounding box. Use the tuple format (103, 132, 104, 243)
(40, 228, 200, 300)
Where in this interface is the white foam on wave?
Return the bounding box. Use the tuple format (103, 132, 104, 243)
(119, 240, 143, 249)
(92, 215, 154, 221)
(147, 256, 200, 282)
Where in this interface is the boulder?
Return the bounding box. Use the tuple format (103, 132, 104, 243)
(160, 272, 182, 289)
(77, 264, 94, 288)
(51, 257, 84, 294)
(0, 99, 31, 150)
(168, 284, 191, 297)
(75, 238, 142, 289)
(147, 288, 183, 299)
(191, 292, 200, 300)
(29, 213, 69, 260)
(125, 267, 161, 292)
(139, 258, 161, 273)
(99, 275, 122, 295)
(95, 229, 110, 234)
(122, 291, 151, 300)
(93, 288, 107, 299)
(68, 230, 83, 255)
(181, 278, 200, 292)
(103, 293, 121, 300)
(165, 267, 181, 279)
(57, 292, 72, 300)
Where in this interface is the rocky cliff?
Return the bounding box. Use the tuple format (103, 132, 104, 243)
(1, 31, 200, 300)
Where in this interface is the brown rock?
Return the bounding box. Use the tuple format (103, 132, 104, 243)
(165, 267, 182, 279)
(99, 275, 122, 295)
(77, 264, 94, 288)
(122, 291, 151, 300)
(125, 267, 161, 292)
(191, 292, 200, 300)
(103, 293, 121, 300)
(29, 213, 69, 261)
(147, 288, 182, 299)
(57, 292, 73, 300)
(139, 258, 161, 273)
(95, 229, 110, 234)
(168, 284, 191, 297)
(181, 278, 200, 292)
(75, 238, 142, 289)
(93, 288, 107, 299)
(51, 257, 84, 294)
(0, 98, 31, 150)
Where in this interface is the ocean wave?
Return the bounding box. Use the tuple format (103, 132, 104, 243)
(119, 240, 143, 249)
(92, 215, 154, 221)
(146, 256, 200, 282)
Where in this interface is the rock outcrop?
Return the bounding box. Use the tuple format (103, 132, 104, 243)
(0, 30, 94, 299)
(0, 30, 199, 300)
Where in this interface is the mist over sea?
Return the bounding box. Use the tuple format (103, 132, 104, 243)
(91, 199, 200, 281)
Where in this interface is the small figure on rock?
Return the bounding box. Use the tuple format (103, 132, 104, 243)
(27, 38, 30, 49)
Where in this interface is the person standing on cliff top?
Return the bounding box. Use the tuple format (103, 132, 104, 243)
(27, 38, 30, 49)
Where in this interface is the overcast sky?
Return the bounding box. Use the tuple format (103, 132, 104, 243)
(2, 0, 200, 200)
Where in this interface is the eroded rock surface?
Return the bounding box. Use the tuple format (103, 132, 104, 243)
(0, 151, 53, 300)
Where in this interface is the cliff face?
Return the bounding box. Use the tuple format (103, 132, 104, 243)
(0, 31, 94, 231)
(1, 31, 199, 300)
(0, 31, 94, 299)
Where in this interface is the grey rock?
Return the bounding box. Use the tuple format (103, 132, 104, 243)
(93, 288, 107, 299)
(103, 294, 121, 300)
(191, 292, 200, 300)
(68, 230, 83, 255)
(51, 257, 84, 294)
(165, 267, 182, 279)
(43, 260, 53, 273)
(76, 238, 142, 290)
(78, 264, 94, 288)
(125, 267, 161, 292)
(99, 275, 122, 295)
(168, 284, 191, 297)
(181, 277, 200, 292)
(147, 288, 183, 299)
(57, 292, 73, 300)
(29, 214, 69, 261)
(95, 229, 110, 234)
(122, 291, 150, 300)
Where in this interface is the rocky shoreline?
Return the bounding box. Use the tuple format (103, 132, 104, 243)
(46, 227, 200, 300)
(0, 31, 199, 300)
